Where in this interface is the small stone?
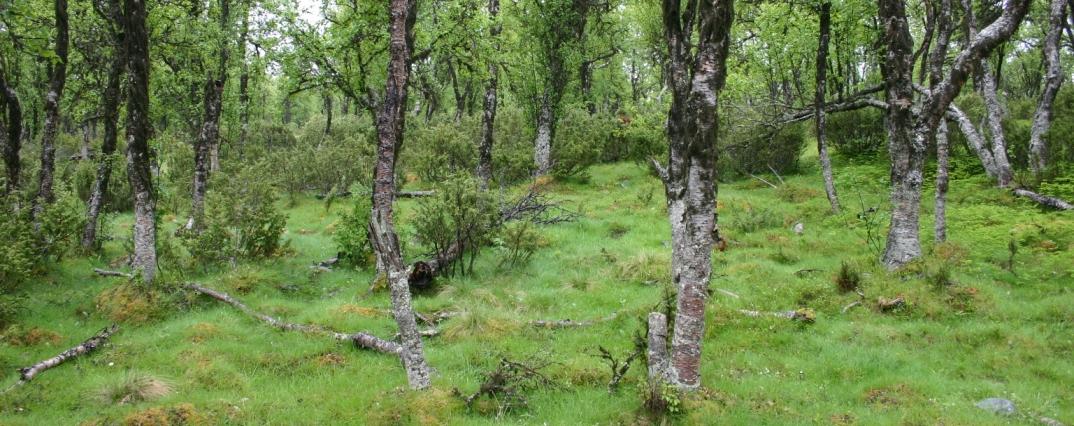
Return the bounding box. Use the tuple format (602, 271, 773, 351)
(1039, 417, 1065, 426)
(793, 222, 804, 235)
(975, 398, 1016, 416)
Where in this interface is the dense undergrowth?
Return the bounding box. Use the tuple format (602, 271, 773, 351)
(0, 155, 1071, 425)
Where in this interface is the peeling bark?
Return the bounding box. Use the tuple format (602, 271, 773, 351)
(1029, 0, 1067, 175)
(654, 0, 734, 390)
(123, 0, 157, 283)
(814, 2, 840, 213)
(369, 0, 432, 390)
(33, 0, 70, 223)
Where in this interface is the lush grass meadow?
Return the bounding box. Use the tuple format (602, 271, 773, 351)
(1, 154, 1072, 425)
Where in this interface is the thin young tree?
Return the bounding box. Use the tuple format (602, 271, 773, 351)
(814, 1, 840, 213)
(82, 0, 127, 249)
(123, 0, 157, 282)
(648, 0, 734, 390)
(367, 0, 433, 390)
(188, 0, 232, 231)
(32, 0, 70, 224)
(476, 0, 500, 189)
(1, 71, 23, 197)
(1028, 0, 1068, 176)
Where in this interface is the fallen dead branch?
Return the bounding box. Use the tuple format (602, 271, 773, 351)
(415, 310, 461, 326)
(184, 283, 403, 355)
(1012, 188, 1073, 210)
(531, 312, 619, 329)
(841, 300, 862, 313)
(714, 288, 740, 299)
(11, 324, 118, 388)
(738, 308, 815, 323)
(93, 268, 132, 278)
(595, 345, 642, 393)
(453, 356, 556, 416)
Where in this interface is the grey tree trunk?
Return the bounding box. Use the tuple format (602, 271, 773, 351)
(369, 0, 432, 391)
(878, 0, 1028, 268)
(977, 63, 1013, 187)
(123, 0, 157, 283)
(814, 2, 840, 213)
(1028, 0, 1067, 176)
(83, 0, 126, 249)
(934, 121, 949, 242)
(533, 99, 554, 176)
(189, 0, 231, 231)
(33, 0, 70, 223)
(476, 0, 499, 189)
(650, 0, 733, 391)
(1, 75, 23, 196)
(237, 1, 250, 157)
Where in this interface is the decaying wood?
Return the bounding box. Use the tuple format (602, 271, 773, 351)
(455, 356, 555, 415)
(16, 324, 118, 385)
(1012, 189, 1074, 210)
(184, 283, 402, 355)
(646, 312, 669, 383)
(737, 308, 815, 323)
(531, 312, 619, 329)
(841, 300, 862, 313)
(415, 310, 461, 326)
(596, 345, 641, 393)
(877, 296, 906, 312)
(94, 268, 133, 278)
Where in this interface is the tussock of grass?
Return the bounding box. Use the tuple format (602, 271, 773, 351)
(93, 372, 173, 405)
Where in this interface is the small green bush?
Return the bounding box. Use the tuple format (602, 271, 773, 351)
(552, 108, 612, 179)
(334, 185, 374, 268)
(827, 108, 887, 158)
(414, 174, 498, 276)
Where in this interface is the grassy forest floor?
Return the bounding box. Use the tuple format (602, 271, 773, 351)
(1, 153, 1072, 425)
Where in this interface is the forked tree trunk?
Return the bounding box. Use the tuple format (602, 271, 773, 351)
(123, 0, 157, 283)
(189, 0, 231, 231)
(533, 98, 554, 176)
(1028, 0, 1067, 176)
(369, 0, 432, 391)
(476, 0, 499, 189)
(814, 2, 840, 213)
(878, 0, 1028, 268)
(33, 0, 70, 223)
(649, 0, 733, 391)
(83, 0, 126, 249)
(1, 75, 23, 196)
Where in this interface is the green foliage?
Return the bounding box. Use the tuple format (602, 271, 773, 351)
(407, 118, 478, 183)
(723, 123, 807, 177)
(727, 204, 781, 233)
(495, 221, 541, 268)
(826, 108, 887, 159)
(0, 205, 37, 290)
(334, 185, 374, 268)
(414, 174, 498, 276)
(606, 109, 666, 163)
(835, 261, 862, 293)
(493, 106, 537, 184)
(37, 183, 88, 261)
(552, 109, 613, 179)
(179, 166, 289, 264)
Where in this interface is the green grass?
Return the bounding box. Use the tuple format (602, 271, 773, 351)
(1, 156, 1072, 425)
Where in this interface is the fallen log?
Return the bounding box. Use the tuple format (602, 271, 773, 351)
(93, 268, 133, 278)
(184, 283, 402, 355)
(738, 308, 815, 323)
(531, 312, 619, 329)
(16, 324, 118, 385)
(415, 310, 461, 326)
(1012, 188, 1073, 210)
